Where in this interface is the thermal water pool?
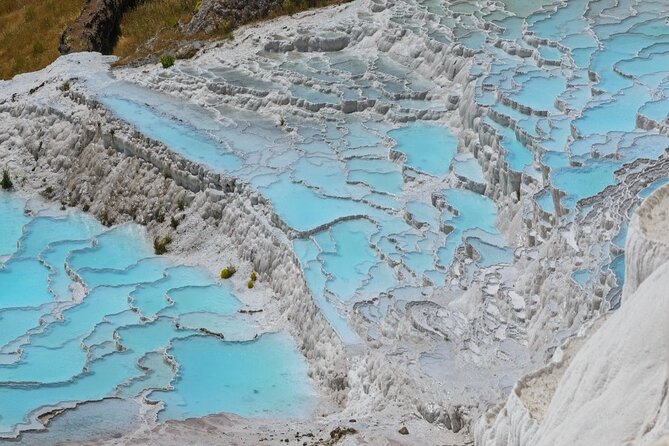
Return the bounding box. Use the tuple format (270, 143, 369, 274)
(0, 192, 315, 439)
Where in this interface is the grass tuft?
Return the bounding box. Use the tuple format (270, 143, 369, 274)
(160, 54, 175, 68)
(1, 168, 13, 190)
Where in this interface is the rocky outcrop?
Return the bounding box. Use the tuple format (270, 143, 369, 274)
(185, 0, 350, 36)
(59, 0, 141, 55)
(185, 0, 283, 35)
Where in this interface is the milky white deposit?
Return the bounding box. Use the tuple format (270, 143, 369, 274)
(0, 0, 667, 444)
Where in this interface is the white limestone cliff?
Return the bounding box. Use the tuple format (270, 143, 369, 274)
(476, 184, 669, 446)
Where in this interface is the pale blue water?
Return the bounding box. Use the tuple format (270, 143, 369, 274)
(610, 255, 625, 286)
(638, 178, 669, 199)
(2, 3, 661, 438)
(54, 0, 668, 386)
(150, 333, 315, 421)
(0, 193, 315, 437)
(389, 122, 458, 176)
(452, 153, 486, 184)
(437, 189, 508, 268)
(571, 269, 592, 287)
(0, 194, 29, 258)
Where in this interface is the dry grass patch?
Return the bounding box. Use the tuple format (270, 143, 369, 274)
(113, 0, 350, 65)
(0, 0, 85, 80)
(113, 0, 200, 60)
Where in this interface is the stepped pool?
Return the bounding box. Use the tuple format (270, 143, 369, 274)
(73, 0, 669, 361)
(4, 0, 668, 436)
(0, 193, 315, 439)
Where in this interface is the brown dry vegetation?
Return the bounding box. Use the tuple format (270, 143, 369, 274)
(0, 0, 85, 80)
(113, 0, 200, 59)
(112, 0, 350, 65)
(0, 0, 350, 79)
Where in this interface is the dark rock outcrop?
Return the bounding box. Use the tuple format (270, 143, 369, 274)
(185, 0, 349, 35)
(184, 0, 284, 35)
(59, 0, 141, 55)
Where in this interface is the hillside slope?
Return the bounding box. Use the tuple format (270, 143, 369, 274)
(0, 0, 84, 79)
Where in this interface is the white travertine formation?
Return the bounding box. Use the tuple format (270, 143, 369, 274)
(0, 0, 668, 443)
(624, 184, 669, 298)
(476, 185, 669, 446)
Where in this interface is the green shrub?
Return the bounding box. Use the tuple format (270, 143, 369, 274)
(160, 54, 175, 69)
(153, 234, 173, 255)
(170, 216, 179, 229)
(247, 280, 254, 289)
(250, 271, 257, 281)
(177, 197, 186, 211)
(1, 168, 12, 190)
(220, 266, 236, 279)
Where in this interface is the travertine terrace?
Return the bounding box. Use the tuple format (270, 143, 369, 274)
(0, 0, 667, 444)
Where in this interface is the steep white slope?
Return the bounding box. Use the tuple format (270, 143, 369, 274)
(529, 260, 668, 445)
(477, 185, 669, 446)
(624, 185, 669, 298)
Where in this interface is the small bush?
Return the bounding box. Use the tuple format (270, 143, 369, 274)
(160, 54, 175, 69)
(170, 216, 179, 229)
(44, 186, 53, 195)
(1, 168, 13, 190)
(154, 234, 173, 255)
(60, 81, 70, 92)
(220, 266, 236, 279)
(250, 272, 257, 281)
(177, 197, 186, 211)
(247, 280, 254, 289)
(100, 210, 114, 227)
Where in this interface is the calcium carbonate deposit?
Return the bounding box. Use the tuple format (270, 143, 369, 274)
(0, 0, 667, 444)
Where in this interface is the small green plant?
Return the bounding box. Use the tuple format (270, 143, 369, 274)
(160, 54, 175, 69)
(177, 197, 186, 211)
(60, 81, 70, 92)
(220, 266, 236, 279)
(44, 186, 53, 196)
(153, 234, 173, 255)
(250, 271, 257, 282)
(100, 210, 113, 227)
(247, 280, 254, 289)
(193, 0, 202, 13)
(170, 216, 179, 229)
(1, 168, 13, 190)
